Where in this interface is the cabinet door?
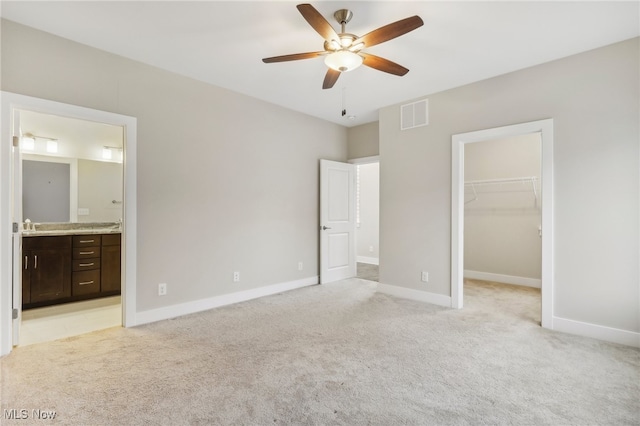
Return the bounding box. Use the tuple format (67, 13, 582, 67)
(101, 244, 121, 293)
(29, 248, 72, 302)
(22, 253, 31, 304)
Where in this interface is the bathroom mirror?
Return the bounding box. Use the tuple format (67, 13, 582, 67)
(19, 110, 123, 224)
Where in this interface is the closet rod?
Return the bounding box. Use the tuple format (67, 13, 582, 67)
(464, 176, 538, 186)
(464, 176, 539, 206)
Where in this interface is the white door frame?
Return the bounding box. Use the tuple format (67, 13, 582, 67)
(0, 92, 138, 355)
(451, 119, 554, 329)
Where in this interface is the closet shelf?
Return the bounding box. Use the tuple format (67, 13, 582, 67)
(464, 176, 538, 205)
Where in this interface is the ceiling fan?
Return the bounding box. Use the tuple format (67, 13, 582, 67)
(262, 3, 424, 89)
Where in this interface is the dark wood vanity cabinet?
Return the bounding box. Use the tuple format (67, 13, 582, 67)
(23, 233, 121, 309)
(22, 236, 72, 304)
(101, 234, 121, 293)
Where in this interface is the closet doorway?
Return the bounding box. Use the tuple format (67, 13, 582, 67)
(451, 120, 554, 329)
(464, 134, 541, 287)
(463, 134, 542, 322)
(350, 156, 379, 282)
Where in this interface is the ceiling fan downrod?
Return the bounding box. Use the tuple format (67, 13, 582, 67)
(334, 9, 353, 33)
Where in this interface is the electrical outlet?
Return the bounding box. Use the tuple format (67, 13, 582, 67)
(158, 283, 167, 296)
(369, 245, 374, 253)
(233, 271, 240, 282)
(298, 262, 303, 271)
(421, 271, 429, 283)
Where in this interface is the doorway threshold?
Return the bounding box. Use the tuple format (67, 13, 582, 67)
(20, 296, 121, 346)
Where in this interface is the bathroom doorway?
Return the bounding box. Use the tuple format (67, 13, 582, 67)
(0, 92, 137, 355)
(18, 110, 124, 346)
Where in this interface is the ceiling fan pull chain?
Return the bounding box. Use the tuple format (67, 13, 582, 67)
(342, 87, 347, 117)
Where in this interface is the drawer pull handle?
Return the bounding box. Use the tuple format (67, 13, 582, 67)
(79, 240, 95, 243)
(34, 255, 37, 269)
(79, 281, 94, 286)
(79, 263, 95, 267)
(79, 251, 95, 255)
(24, 255, 28, 270)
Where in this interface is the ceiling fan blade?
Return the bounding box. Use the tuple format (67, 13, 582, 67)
(360, 53, 409, 76)
(262, 51, 326, 63)
(322, 69, 341, 89)
(297, 3, 339, 42)
(355, 16, 424, 48)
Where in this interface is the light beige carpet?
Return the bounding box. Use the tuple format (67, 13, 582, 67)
(1, 278, 638, 425)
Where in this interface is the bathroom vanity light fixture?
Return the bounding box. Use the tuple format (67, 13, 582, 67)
(102, 146, 113, 160)
(46, 140, 58, 153)
(21, 132, 57, 152)
(103, 145, 123, 162)
(21, 136, 35, 150)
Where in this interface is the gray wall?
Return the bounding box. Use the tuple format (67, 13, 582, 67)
(379, 38, 639, 333)
(347, 122, 379, 159)
(464, 134, 541, 281)
(1, 20, 347, 312)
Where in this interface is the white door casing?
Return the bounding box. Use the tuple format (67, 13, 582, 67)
(320, 160, 356, 284)
(11, 111, 22, 345)
(451, 119, 554, 329)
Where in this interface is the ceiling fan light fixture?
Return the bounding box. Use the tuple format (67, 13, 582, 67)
(262, 4, 423, 89)
(340, 34, 355, 48)
(324, 50, 363, 72)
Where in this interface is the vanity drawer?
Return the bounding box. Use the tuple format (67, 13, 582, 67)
(73, 247, 101, 259)
(72, 269, 101, 296)
(72, 235, 102, 248)
(72, 258, 100, 271)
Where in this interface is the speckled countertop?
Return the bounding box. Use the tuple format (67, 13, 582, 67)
(22, 222, 121, 237)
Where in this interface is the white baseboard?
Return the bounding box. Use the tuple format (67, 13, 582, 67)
(553, 316, 640, 348)
(357, 256, 379, 265)
(464, 270, 541, 288)
(135, 276, 318, 326)
(377, 283, 451, 308)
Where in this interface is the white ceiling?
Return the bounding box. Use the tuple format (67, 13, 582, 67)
(1, 1, 638, 127)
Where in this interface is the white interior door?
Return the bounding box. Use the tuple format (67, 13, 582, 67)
(320, 159, 356, 283)
(11, 111, 23, 345)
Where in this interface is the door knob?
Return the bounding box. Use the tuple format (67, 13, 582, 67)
(321, 226, 332, 230)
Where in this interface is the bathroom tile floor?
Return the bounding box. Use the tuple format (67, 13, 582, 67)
(19, 296, 121, 346)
